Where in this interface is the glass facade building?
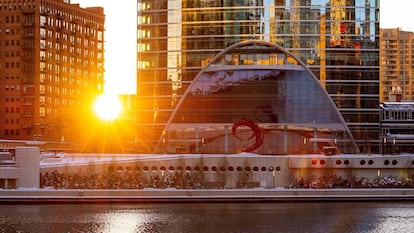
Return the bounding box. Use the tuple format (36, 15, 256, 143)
(136, 0, 379, 154)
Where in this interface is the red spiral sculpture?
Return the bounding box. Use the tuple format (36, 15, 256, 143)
(232, 119, 264, 152)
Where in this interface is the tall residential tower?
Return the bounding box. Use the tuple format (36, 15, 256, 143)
(380, 28, 414, 102)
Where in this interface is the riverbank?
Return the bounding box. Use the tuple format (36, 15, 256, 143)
(1, 188, 414, 203)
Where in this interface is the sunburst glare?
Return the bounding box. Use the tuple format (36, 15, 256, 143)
(94, 94, 122, 121)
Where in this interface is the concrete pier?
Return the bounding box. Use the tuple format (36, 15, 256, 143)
(2, 148, 414, 203)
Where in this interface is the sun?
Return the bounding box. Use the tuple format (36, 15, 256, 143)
(94, 94, 122, 120)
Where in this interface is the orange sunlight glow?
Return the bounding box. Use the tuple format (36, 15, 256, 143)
(94, 94, 122, 121)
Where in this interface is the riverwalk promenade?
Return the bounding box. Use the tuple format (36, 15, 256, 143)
(1, 188, 414, 203)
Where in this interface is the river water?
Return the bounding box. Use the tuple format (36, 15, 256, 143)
(0, 202, 413, 233)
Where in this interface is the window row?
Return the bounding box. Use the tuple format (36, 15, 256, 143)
(1, 40, 20, 46)
(3, 85, 20, 91)
(383, 110, 414, 121)
(3, 129, 20, 136)
(2, 76, 20, 80)
(40, 16, 104, 39)
(4, 96, 20, 102)
(0, 1, 35, 12)
(116, 165, 282, 173)
(2, 50, 21, 57)
(3, 107, 20, 113)
(312, 158, 402, 166)
(3, 15, 20, 23)
(2, 62, 20, 69)
(4, 118, 20, 124)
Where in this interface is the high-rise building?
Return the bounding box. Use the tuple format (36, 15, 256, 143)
(136, 0, 379, 153)
(380, 28, 414, 102)
(0, 0, 105, 144)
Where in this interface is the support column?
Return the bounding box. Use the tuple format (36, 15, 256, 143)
(283, 125, 288, 154)
(16, 147, 40, 188)
(224, 126, 229, 153)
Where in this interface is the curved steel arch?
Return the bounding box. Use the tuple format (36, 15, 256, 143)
(155, 40, 359, 153)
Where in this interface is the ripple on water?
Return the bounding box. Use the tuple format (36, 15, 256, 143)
(1, 202, 414, 233)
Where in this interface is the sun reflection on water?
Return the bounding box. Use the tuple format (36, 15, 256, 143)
(98, 212, 144, 233)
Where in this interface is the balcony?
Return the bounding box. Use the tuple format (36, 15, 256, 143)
(56, 13, 64, 20)
(22, 55, 34, 61)
(22, 78, 34, 84)
(22, 124, 33, 129)
(22, 22, 34, 27)
(22, 33, 34, 39)
(22, 87, 35, 96)
(23, 67, 35, 72)
(40, 10, 51, 16)
(22, 113, 34, 118)
(22, 102, 33, 106)
(22, 8, 35, 14)
(22, 44, 34, 50)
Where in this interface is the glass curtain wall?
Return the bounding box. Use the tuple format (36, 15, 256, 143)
(156, 41, 359, 154)
(137, 0, 379, 153)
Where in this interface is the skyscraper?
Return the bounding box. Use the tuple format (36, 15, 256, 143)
(0, 0, 105, 144)
(380, 28, 414, 102)
(136, 0, 379, 153)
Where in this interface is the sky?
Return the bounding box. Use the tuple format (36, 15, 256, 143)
(71, 0, 136, 95)
(71, 0, 413, 95)
(380, 0, 414, 31)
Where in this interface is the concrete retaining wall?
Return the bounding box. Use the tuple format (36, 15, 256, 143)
(3, 148, 414, 189)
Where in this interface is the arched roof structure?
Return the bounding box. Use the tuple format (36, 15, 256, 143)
(155, 40, 359, 154)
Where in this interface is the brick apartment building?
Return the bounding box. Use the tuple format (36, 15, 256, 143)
(0, 0, 104, 146)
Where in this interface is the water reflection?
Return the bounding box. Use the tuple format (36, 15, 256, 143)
(101, 211, 143, 233)
(0, 202, 413, 233)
